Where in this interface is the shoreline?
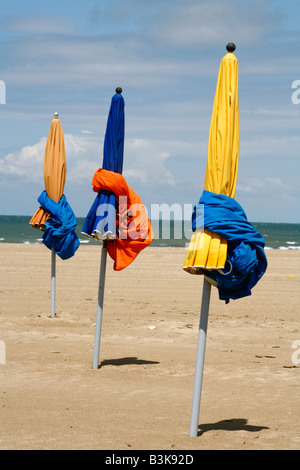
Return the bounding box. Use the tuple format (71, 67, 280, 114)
(1, 216, 300, 251)
(1, 240, 300, 251)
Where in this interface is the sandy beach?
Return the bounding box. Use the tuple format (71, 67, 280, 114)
(0, 243, 299, 450)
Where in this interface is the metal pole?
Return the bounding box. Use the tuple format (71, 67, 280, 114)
(50, 112, 59, 320)
(189, 277, 211, 437)
(51, 247, 56, 318)
(93, 241, 108, 370)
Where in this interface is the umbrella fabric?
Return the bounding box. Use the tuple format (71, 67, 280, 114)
(82, 189, 117, 239)
(204, 52, 239, 198)
(30, 117, 67, 230)
(81, 92, 124, 240)
(183, 51, 239, 273)
(29, 116, 79, 259)
(91, 168, 153, 271)
(192, 190, 267, 303)
(38, 190, 80, 260)
(183, 49, 267, 300)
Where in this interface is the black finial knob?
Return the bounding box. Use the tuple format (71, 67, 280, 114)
(115, 87, 122, 94)
(226, 42, 236, 53)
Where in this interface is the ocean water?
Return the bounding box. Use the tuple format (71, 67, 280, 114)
(0, 215, 300, 250)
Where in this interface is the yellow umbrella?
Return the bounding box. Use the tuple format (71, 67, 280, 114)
(30, 113, 66, 230)
(29, 113, 67, 318)
(187, 43, 239, 437)
(183, 43, 239, 274)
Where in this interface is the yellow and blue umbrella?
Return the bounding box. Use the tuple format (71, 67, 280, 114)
(186, 44, 267, 437)
(184, 44, 239, 274)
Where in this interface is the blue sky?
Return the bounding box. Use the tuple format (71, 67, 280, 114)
(0, 0, 299, 222)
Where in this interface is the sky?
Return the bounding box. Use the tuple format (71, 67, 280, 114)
(0, 0, 299, 223)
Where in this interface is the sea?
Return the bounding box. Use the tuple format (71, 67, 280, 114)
(0, 215, 300, 250)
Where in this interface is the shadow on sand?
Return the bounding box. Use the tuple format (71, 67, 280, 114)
(99, 356, 160, 368)
(198, 418, 269, 436)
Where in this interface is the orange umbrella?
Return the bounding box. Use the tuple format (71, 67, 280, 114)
(30, 113, 66, 230)
(29, 113, 67, 318)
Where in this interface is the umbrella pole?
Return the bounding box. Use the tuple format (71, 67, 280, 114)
(51, 247, 56, 318)
(189, 277, 211, 437)
(93, 240, 108, 370)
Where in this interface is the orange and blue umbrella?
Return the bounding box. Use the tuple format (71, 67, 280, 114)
(82, 88, 153, 369)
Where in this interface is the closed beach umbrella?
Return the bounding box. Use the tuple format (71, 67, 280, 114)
(82, 87, 125, 370)
(82, 87, 124, 241)
(82, 88, 153, 369)
(30, 113, 79, 317)
(184, 44, 267, 437)
(30, 113, 66, 230)
(183, 44, 239, 273)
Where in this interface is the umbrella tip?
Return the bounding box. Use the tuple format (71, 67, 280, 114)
(226, 42, 236, 53)
(53, 112, 59, 119)
(115, 87, 122, 94)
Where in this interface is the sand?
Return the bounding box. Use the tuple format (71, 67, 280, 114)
(0, 243, 299, 450)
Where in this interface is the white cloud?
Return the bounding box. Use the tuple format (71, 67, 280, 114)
(0, 132, 179, 189)
(237, 176, 293, 194)
(0, 133, 100, 184)
(0, 137, 47, 180)
(124, 138, 175, 186)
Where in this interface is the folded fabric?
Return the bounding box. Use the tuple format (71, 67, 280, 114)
(82, 93, 125, 240)
(38, 190, 80, 260)
(81, 190, 117, 240)
(91, 168, 154, 271)
(192, 190, 267, 303)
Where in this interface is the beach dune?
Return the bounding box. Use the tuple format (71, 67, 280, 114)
(0, 243, 299, 450)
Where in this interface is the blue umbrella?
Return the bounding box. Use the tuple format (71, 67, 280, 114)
(82, 88, 125, 369)
(82, 87, 124, 240)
